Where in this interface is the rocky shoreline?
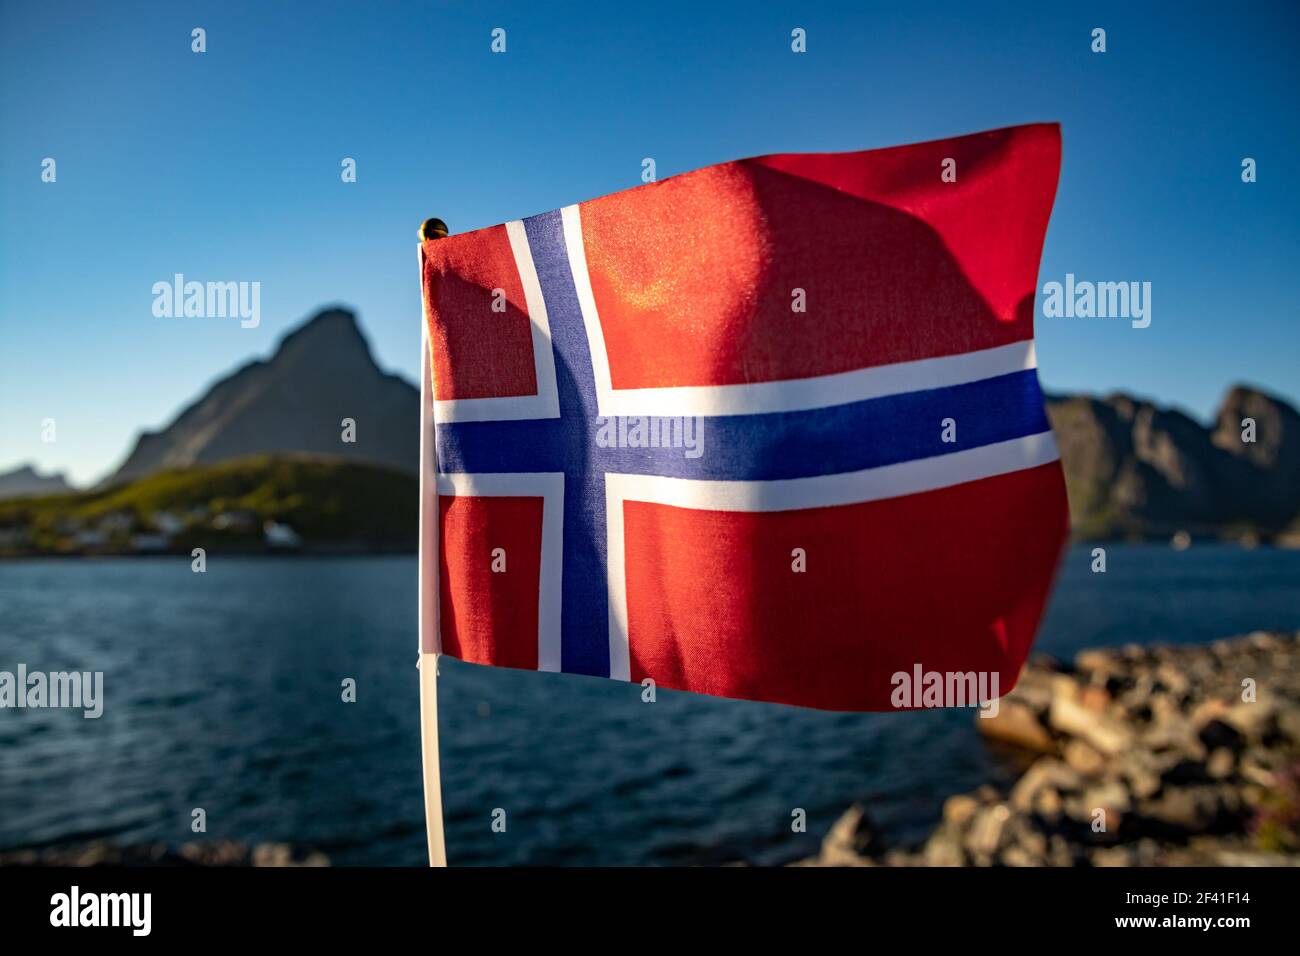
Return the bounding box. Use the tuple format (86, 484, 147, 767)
(799, 631, 1300, 866)
(0, 841, 330, 867)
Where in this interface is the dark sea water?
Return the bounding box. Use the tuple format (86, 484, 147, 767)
(1, 545, 1298, 866)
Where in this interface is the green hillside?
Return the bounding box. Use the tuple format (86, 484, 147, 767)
(0, 455, 418, 556)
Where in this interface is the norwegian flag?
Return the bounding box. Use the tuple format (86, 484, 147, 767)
(419, 123, 1069, 711)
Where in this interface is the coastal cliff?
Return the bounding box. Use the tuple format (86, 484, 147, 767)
(1046, 387, 1300, 542)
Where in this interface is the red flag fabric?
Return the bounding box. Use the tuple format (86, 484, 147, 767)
(420, 123, 1068, 711)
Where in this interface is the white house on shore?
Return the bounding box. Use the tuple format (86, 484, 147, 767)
(263, 520, 301, 549)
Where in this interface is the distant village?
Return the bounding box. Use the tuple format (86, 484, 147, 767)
(0, 506, 302, 557)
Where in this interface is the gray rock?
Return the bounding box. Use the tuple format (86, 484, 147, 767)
(1207, 748, 1236, 779)
(1034, 786, 1065, 822)
(1011, 759, 1082, 812)
(1046, 834, 1080, 867)
(1001, 845, 1041, 867)
(942, 793, 981, 827)
(977, 698, 1055, 753)
(965, 804, 1013, 856)
(1063, 739, 1107, 776)
(1082, 780, 1132, 815)
(1124, 764, 1163, 801)
(1050, 693, 1133, 755)
(250, 843, 329, 867)
(1090, 846, 1137, 867)
(818, 803, 883, 864)
(1009, 819, 1048, 859)
(923, 826, 966, 867)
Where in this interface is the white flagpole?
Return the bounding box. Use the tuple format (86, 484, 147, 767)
(417, 232, 448, 867)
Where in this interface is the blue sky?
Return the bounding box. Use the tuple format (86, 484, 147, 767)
(2, 0, 1297, 485)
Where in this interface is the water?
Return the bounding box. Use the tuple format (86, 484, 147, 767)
(1, 545, 1297, 866)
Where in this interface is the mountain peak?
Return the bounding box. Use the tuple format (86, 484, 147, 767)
(1212, 383, 1300, 472)
(1215, 383, 1298, 417)
(104, 307, 418, 486)
(0, 463, 72, 499)
(274, 307, 370, 361)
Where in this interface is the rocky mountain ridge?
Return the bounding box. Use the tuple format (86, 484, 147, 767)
(1046, 385, 1300, 540)
(105, 308, 418, 485)
(0, 464, 72, 499)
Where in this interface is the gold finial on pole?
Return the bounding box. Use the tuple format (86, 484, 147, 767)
(419, 217, 449, 241)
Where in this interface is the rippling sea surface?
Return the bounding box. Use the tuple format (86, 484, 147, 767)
(2, 545, 1298, 865)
